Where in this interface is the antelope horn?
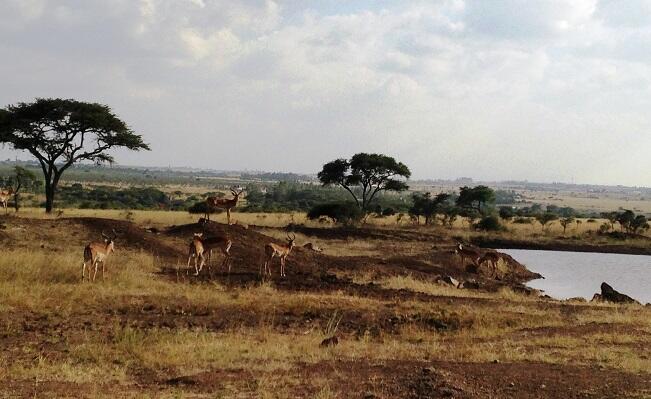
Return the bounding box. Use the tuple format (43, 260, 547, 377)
(112, 229, 118, 239)
(101, 231, 109, 239)
(288, 233, 296, 240)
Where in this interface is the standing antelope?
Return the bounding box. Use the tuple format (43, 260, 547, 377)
(261, 233, 296, 277)
(187, 233, 207, 275)
(0, 188, 13, 214)
(205, 187, 244, 225)
(454, 243, 482, 270)
(478, 251, 502, 277)
(187, 233, 233, 275)
(82, 229, 117, 282)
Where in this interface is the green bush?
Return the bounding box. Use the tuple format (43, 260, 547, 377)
(307, 202, 362, 225)
(474, 215, 504, 231)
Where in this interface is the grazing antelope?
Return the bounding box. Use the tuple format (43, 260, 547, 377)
(0, 188, 13, 214)
(201, 235, 233, 274)
(82, 229, 117, 282)
(478, 251, 502, 277)
(261, 233, 296, 277)
(205, 187, 244, 225)
(453, 243, 481, 269)
(187, 233, 233, 275)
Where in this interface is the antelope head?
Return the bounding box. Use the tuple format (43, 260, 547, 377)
(286, 233, 296, 249)
(230, 187, 245, 199)
(101, 229, 118, 253)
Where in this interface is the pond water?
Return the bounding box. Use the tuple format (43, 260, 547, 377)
(499, 249, 651, 304)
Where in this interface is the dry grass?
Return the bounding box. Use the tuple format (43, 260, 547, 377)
(0, 220, 650, 397)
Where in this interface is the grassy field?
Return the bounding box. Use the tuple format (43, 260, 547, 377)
(0, 212, 650, 397)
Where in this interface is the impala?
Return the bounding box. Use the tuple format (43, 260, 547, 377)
(187, 233, 206, 275)
(453, 243, 482, 269)
(205, 187, 244, 225)
(82, 229, 117, 282)
(478, 251, 502, 277)
(0, 188, 13, 214)
(201, 235, 233, 274)
(261, 233, 296, 277)
(187, 233, 233, 275)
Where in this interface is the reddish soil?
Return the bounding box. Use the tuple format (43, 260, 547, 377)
(1, 216, 649, 398)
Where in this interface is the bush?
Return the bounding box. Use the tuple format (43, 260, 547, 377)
(307, 202, 363, 224)
(499, 206, 515, 220)
(188, 201, 222, 215)
(512, 217, 532, 224)
(382, 207, 396, 216)
(474, 215, 504, 231)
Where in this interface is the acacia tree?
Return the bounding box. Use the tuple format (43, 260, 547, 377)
(0, 99, 149, 212)
(409, 192, 451, 225)
(317, 153, 410, 212)
(8, 166, 38, 212)
(535, 212, 558, 232)
(456, 185, 495, 215)
(559, 216, 575, 235)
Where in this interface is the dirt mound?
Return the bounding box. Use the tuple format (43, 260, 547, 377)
(73, 217, 181, 259)
(165, 220, 328, 277)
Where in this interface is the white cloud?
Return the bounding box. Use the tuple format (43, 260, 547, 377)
(0, 0, 651, 185)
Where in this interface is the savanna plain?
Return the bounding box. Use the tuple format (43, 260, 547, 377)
(0, 200, 650, 398)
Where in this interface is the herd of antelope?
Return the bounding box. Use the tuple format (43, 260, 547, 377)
(78, 185, 501, 282)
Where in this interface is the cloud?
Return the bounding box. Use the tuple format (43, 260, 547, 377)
(0, 0, 650, 185)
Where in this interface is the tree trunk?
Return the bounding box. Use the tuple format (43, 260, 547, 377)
(45, 183, 55, 213)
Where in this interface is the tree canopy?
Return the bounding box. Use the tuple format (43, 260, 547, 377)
(409, 192, 452, 225)
(0, 98, 149, 212)
(456, 185, 495, 215)
(317, 153, 410, 212)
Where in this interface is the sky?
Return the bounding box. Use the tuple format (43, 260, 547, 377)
(1, 0, 651, 186)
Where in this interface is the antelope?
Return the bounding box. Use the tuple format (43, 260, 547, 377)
(0, 188, 13, 214)
(82, 229, 117, 282)
(453, 243, 481, 269)
(187, 233, 207, 275)
(205, 187, 244, 225)
(187, 233, 233, 275)
(261, 233, 296, 277)
(478, 251, 502, 277)
(201, 235, 233, 274)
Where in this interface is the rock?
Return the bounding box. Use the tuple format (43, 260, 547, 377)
(460, 280, 480, 289)
(440, 275, 460, 288)
(591, 293, 603, 303)
(508, 382, 515, 387)
(492, 359, 500, 364)
(565, 297, 586, 303)
(597, 282, 640, 305)
(320, 336, 339, 347)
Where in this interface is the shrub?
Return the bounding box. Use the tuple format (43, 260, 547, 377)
(188, 201, 222, 215)
(513, 217, 532, 224)
(307, 202, 363, 225)
(382, 207, 396, 216)
(474, 215, 504, 231)
(499, 206, 515, 220)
